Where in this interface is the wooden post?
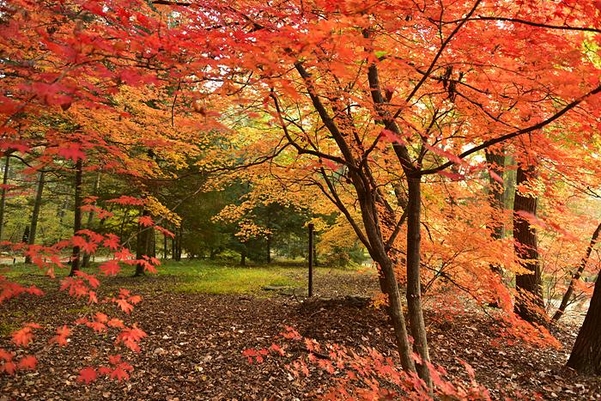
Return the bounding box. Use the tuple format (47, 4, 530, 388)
(308, 223, 314, 297)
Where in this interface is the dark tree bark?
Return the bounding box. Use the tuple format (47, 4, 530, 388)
(266, 235, 272, 264)
(553, 222, 601, 321)
(485, 149, 506, 243)
(0, 154, 11, 244)
(567, 274, 601, 374)
(135, 209, 154, 277)
(171, 225, 183, 261)
(163, 231, 168, 259)
(176, 226, 182, 260)
(405, 174, 430, 382)
(513, 164, 546, 324)
(25, 171, 45, 264)
(69, 160, 83, 276)
(82, 173, 101, 268)
(240, 247, 246, 266)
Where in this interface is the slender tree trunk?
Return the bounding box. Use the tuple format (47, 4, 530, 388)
(567, 274, 601, 374)
(240, 247, 246, 266)
(25, 171, 45, 264)
(69, 160, 83, 277)
(553, 222, 601, 321)
(405, 175, 431, 385)
(485, 149, 506, 244)
(82, 173, 101, 268)
(0, 155, 11, 244)
(359, 52, 429, 385)
(176, 226, 182, 261)
(350, 167, 416, 376)
(513, 164, 546, 324)
(135, 209, 153, 277)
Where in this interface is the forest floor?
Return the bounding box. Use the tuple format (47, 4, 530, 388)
(1, 267, 600, 400)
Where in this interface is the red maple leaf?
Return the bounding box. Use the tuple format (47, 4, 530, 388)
(107, 318, 125, 329)
(51, 325, 71, 346)
(110, 365, 131, 381)
(57, 143, 86, 162)
(0, 349, 13, 361)
(99, 260, 121, 276)
(116, 325, 147, 352)
(77, 367, 97, 384)
(17, 355, 38, 371)
(106, 196, 145, 206)
(116, 299, 133, 314)
(138, 215, 154, 227)
(11, 323, 40, 347)
(103, 234, 120, 250)
(95, 312, 108, 323)
(114, 247, 133, 260)
(2, 361, 16, 375)
(108, 354, 122, 365)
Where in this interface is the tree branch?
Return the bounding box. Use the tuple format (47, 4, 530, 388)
(420, 83, 601, 175)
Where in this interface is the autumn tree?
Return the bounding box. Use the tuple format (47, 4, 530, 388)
(162, 0, 601, 385)
(5, 0, 601, 387)
(0, 0, 198, 378)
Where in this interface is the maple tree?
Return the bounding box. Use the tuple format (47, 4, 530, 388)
(176, 0, 601, 383)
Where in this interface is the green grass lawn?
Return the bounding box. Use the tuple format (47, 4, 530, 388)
(1, 258, 378, 297)
(158, 260, 304, 294)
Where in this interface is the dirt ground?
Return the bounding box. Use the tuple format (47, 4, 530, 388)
(1, 271, 600, 400)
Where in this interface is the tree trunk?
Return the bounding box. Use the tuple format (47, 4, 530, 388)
(567, 274, 601, 374)
(405, 175, 431, 385)
(485, 149, 506, 243)
(0, 155, 11, 244)
(295, 55, 428, 385)
(69, 160, 83, 276)
(82, 173, 101, 268)
(240, 247, 246, 266)
(176, 226, 182, 260)
(353, 174, 416, 375)
(513, 164, 546, 324)
(553, 222, 601, 321)
(360, 54, 428, 384)
(25, 171, 45, 264)
(135, 209, 153, 277)
(266, 235, 272, 264)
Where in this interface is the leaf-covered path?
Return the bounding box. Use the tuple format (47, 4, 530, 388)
(1, 272, 600, 400)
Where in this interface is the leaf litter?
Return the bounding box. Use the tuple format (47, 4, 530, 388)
(1, 272, 600, 400)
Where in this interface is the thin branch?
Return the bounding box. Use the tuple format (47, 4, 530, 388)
(270, 91, 349, 167)
(420, 83, 601, 175)
(317, 167, 370, 248)
(294, 62, 358, 170)
(385, 208, 408, 251)
(452, 16, 601, 33)
(402, 0, 483, 106)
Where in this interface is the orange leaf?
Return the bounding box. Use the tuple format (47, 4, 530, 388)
(77, 367, 97, 384)
(51, 325, 71, 346)
(99, 260, 121, 276)
(17, 355, 38, 371)
(116, 299, 134, 314)
(139, 215, 154, 227)
(12, 326, 36, 347)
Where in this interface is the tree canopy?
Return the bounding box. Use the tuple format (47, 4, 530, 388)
(4, 0, 601, 390)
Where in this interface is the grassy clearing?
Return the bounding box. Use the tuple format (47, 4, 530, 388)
(156, 260, 303, 294)
(1, 259, 378, 297)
